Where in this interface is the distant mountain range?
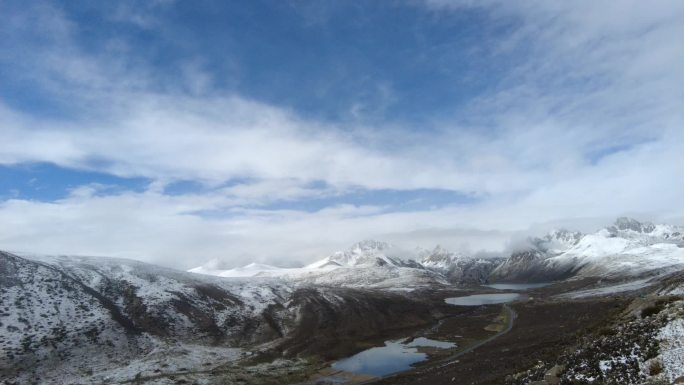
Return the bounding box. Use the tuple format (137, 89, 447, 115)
(190, 217, 684, 285)
(490, 217, 684, 282)
(189, 239, 494, 287)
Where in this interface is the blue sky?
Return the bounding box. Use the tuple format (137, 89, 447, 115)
(1, 1, 683, 268)
(2, 1, 511, 125)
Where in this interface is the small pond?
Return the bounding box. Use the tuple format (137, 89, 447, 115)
(482, 282, 552, 290)
(332, 337, 456, 376)
(444, 293, 521, 306)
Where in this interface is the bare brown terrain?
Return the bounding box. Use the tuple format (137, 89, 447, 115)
(370, 298, 629, 385)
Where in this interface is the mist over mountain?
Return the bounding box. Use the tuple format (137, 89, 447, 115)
(188, 217, 684, 286)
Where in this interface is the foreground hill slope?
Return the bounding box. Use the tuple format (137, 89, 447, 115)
(0, 251, 296, 382)
(0, 251, 450, 384)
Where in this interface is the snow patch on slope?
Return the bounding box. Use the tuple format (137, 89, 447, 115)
(657, 317, 684, 382)
(559, 278, 656, 298)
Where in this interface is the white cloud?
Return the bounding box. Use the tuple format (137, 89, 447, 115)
(0, 1, 683, 267)
(0, 93, 550, 194)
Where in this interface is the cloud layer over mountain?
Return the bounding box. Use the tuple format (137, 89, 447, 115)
(1, 1, 682, 268)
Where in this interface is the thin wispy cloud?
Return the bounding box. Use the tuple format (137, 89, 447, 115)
(0, 1, 682, 268)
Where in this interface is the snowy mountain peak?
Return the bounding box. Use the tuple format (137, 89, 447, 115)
(419, 245, 455, 268)
(492, 217, 684, 282)
(612, 217, 656, 233)
(603, 217, 684, 243)
(526, 229, 584, 254)
(545, 228, 584, 243)
(327, 240, 395, 267)
(431, 244, 451, 256)
(539, 229, 584, 252)
(418, 245, 501, 284)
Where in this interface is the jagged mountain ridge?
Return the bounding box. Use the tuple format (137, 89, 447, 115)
(490, 217, 684, 282)
(192, 218, 684, 285)
(191, 240, 492, 287)
(318, 240, 399, 267)
(419, 245, 503, 285)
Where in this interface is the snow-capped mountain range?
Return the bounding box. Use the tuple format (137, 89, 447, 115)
(189, 240, 498, 287)
(190, 217, 684, 285)
(2, 217, 683, 383)
(491, 217, 684, 282)
(190, 240, 449, 288)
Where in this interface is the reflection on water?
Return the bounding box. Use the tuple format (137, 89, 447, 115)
(445, 293, 520, 306)
(483, 282, 551, 290)
(332, 337, 455, 376)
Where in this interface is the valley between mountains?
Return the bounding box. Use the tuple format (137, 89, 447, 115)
(2, 217, 684, 385)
